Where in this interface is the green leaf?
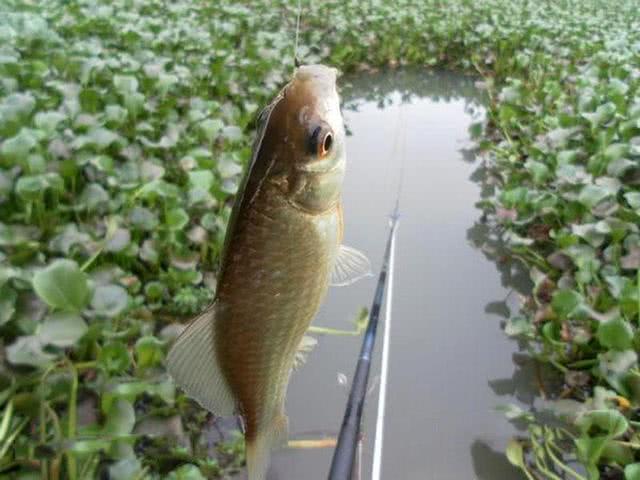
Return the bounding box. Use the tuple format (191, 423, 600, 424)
(598, 350, 638, 394)
(16, 173, 64, 201)
(525, 160, 549, 184)
(604, 143, 629, 162)
(38, 312, 88, 347)
(72, 127, 121, 150)
(625, 463, 640, 480)
(1, 128, 38, 162)
(188, 170, 214, 190)
(32, 259, 90, 312)
(504, 315, 532, 337)
(578, 409, 629, 438)
(199, 118, 223, 141)
(6, 335, 56, 368)
(166, 208, 189, 231)
(68, 438, 111, 454)
(220, 125, 242, 142)
(98, 342, 131, 374)
(104, 228, 131, 253)
(597, 317, 634, 350)
(625, 192, 640, 210)
(505, 439, 525, 468)
(91, 285, 129, 317)
(575, 436, 609, 469)
(109, 458, 143, 480)
(103, 399, 135, 435)
(579, 184, 612, 208)
(0, 283, 17, 325)
(128, 206, 158, 231)
(551, 289, 584, 318)
(79, 183, 110, 210)
(167, 464, 206, 480)
(135, 336, 164, 370)
(582, 102, 616, 127)
(113, 75, 139, 94)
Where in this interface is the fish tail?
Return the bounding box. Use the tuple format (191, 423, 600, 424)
(245, 414, 289, 480)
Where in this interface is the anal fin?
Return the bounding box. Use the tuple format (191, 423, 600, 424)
(166, 304, 236, 416)
(272, 414, 289, 448)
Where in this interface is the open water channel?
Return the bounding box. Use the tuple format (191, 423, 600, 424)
(268, 69, 532, 480)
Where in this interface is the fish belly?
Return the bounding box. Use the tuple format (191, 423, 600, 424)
(216, 185, 340, 438)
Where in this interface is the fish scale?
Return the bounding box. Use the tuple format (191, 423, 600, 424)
(217, 182, 340, 437)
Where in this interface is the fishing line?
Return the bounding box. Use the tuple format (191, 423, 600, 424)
(293, 0, 303, 67)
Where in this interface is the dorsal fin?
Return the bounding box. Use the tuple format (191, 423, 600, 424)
(217, 90, 286, 276)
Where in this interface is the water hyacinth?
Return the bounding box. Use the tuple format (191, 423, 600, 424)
(0, 0, 640, 478)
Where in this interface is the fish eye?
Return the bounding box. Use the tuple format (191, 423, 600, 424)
(321, 133, 333, 156)
(308, 124, 333, 158)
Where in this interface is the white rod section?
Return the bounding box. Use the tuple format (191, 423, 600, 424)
(371, 220, 398, 480)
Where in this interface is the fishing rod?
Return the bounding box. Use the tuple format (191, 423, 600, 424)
(328, 99, 405, 479)
(328, 206, 400, 479)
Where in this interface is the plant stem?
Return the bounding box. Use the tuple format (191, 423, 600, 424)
(66, 362, 78, 480)
(0, 418, 28, 460)
(544, 433, 587, 480)
(307, 325, 364, 336)
(567, 358, 597, 369)
(40, 401, 49, 479)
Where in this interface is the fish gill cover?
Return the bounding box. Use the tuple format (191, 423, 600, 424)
(0, 0, 639, 478)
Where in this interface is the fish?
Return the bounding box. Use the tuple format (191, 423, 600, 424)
(167, 64, 370, 480)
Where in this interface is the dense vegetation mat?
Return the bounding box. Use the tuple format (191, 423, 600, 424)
(1, 0, 640, 478)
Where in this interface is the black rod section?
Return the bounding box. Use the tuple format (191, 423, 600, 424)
(328, 216, 399, 480)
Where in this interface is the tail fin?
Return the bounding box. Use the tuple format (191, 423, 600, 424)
(166, 304, 236, 416)
(246, 414, 289, 480)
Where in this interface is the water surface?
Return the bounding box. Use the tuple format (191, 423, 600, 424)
(270, 69, 528, 480)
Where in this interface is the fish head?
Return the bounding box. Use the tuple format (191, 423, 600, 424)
(263, 64, 346, 213)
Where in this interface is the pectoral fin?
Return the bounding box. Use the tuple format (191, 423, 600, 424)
(166, 304, 236, 416)
(330, 245, 372, 286)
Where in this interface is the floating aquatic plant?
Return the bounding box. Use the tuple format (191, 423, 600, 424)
(1, 0, 640, 477)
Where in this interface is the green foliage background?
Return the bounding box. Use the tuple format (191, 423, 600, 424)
(1, 0, 640, 478)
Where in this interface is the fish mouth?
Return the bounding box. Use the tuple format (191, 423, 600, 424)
(296, 155, 344, 174)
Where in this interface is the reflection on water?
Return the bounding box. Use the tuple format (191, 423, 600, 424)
(269, 70, 531, 479)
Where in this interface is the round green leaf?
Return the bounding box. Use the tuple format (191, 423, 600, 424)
(32, 259, 90, 312)
(103, 399, 135, 435)
(91, 284, 129, 317)
(597, 317, 634, 351)
(38, 312, 88, 347)
(166, 208, 189, 231)
(625, 463, 640, 480)
(551, 289, 584, 318)
(578, 409, 629, 438)
(167, 464, 206, 480)
(6, 335, 56, 368)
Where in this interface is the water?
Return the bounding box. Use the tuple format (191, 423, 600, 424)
(269, 70, 530, 480)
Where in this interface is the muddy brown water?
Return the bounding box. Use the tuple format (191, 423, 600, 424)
(265, 70, 531, 480)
